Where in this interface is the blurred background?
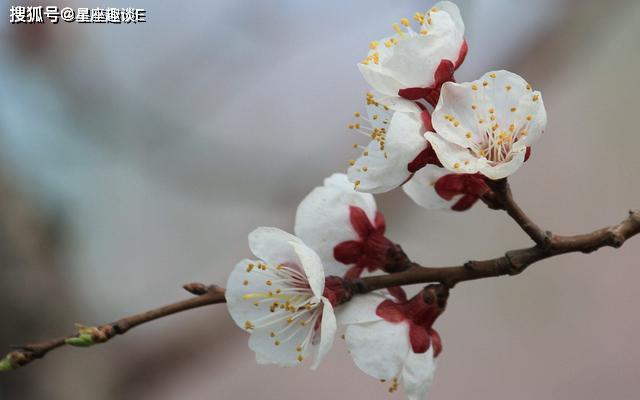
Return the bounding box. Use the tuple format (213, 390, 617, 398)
(1, 0, 639, 399)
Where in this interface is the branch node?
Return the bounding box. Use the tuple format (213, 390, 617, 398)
(183, 282, 208, 296)
(463, 260, 478, 271)
(503, 251, 526, 275)
(541, 230, 555, 249)
(607, 228, 625, 248)
(382, 244, 413, 273)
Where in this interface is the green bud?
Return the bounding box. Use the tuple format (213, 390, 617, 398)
(0, 356, 15, 372)
(65, 333, 95, 347)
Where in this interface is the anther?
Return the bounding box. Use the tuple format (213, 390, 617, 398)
(392, 23, 404, 36)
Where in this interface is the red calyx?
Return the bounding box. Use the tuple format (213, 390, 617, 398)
(408, 144, 443, 174)
(376, 285, 448, 356)
(397, 40, 468, 108)
(405, 111, 442, 174)
(434, 173, 490, 211)
(322, 276, 353, 307)
(334, 206, 394, 279)
(455, 40, 468, 70)
(524, 146, 532, 162)
(398, 59, 454, 108)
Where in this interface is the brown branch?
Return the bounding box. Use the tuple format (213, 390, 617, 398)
(485, 178, 552, 247)
(1, 285, 225, 371)
(352, 209, 640, 291)
(3, 210, 638, 372)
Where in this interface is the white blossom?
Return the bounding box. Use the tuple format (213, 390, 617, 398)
(426, 70, 546, 179)
(346, 94, 429, 193)
(295, 173, 392, 278)
(340, 290, 445, 400)
(358, 1, 466, 99)
(225, 228, 336, 369)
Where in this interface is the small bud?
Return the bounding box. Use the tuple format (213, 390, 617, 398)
(0, 356, 15, 371)
(183, 282, 208, 295)
(422, 284, 450, 310)
(65, 324, 108, 347)
(382, 244, 412, 273)
(65, 333, 95, 347)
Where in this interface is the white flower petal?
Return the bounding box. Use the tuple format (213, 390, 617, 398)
(345, 320, 410, 379)
(255, 352, 274, 365)
(336, 292, 388, 325)
(349, 110, 427, 193)
(513, 90, 546, 147)
(425, 133, 486, 174)
(402, 165, 459, 210)
(294, 173, 376, 276)
(358, 3, 464, 96)
(290, 241, 325, 298)
(225, 258, 276, 331)
(311, 299, 337, 370)
(383, 11, 461, 88)
(249, 323, 315, 368)
(322, 172, 355, 191)
(432, 80, 483, 149)
(358, 63, 406, 98)
(435, 1, 464, 34)
(402, 347, 438, 400)
(248, 227, 303, 266)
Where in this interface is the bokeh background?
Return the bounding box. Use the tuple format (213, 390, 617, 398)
(1, 0, 639, 399)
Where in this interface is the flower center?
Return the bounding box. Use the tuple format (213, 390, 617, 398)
(446, 77, 538, 165)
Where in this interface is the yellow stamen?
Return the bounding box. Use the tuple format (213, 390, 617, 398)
(392, 23, 405, 37)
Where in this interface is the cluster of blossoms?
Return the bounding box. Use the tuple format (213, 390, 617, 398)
(226, 2, 547, 399)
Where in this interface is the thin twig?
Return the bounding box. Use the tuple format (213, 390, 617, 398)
(2, 209, 638, 372)
(1, 285, 225, 371)
(485, 178, 552, 247)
